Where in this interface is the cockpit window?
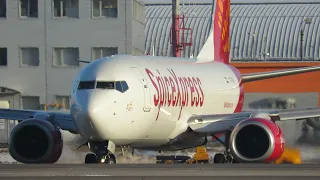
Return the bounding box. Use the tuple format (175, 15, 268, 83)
(115, 81, 122, 92)
(120, 81, 129, 92)
(96, 82, 114, 89)
(78, 81, 95, 89)
(78, 80, 129, 93)
(114, 81, 129, 93)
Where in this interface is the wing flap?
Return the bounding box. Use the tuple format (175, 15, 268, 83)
(188, 108, 320, 135)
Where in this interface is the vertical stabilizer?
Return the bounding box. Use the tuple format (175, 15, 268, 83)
(197, 0, 230, 64)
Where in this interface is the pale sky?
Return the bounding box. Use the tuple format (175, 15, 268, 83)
(142, 0, 319, 4)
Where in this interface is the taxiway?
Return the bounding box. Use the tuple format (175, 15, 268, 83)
(0, 164, 320, 180)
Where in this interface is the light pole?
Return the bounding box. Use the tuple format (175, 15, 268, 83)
(248, 32, 256, 59)
(300, 18, 312, 61)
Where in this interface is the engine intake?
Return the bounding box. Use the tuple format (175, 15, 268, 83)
(229, 118, 285, 163)
(9, 119, 63, 164)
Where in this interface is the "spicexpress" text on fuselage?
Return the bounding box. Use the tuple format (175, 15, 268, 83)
(145, 68, 204, 120)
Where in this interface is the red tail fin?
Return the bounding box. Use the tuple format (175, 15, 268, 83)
(213, 0, 230, 64)
(196, 0, 230, 64)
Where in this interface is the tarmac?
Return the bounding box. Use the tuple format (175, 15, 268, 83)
(0, 164, 320, 180)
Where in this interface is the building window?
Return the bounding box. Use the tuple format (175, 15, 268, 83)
(53, 0, 79, 18)
(92, 0, 118, 18)
(21, 96, 40, 110)
(54, 95, 70, 109)
(0, 0, 6, 18)
(20, 0, 38, 18)
(0, 48, 7, 66)
(20, 47, 39, 66)
(53, 47, 79, 67)
(92, 47, 118, 60)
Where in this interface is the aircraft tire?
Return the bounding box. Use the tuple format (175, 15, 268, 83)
(85, 153, 97, 163)
(104, 154, 116, 164)
(213, 153, 225, 163)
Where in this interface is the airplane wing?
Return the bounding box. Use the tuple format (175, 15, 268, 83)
(242, 65, 320, 83)
(0, 108, 78, 134)
(188, 107, 320, 135)
(185, 65, 320, 135)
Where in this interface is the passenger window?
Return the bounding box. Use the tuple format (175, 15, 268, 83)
(121, 81, 129, 92)
(78, 81, 95, 89)
(115, 81, 122, 92)
(96, 82, 114, 89)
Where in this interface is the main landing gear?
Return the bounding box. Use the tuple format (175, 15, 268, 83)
(212, 131, 238, 164)
(85, 140, 117, 164)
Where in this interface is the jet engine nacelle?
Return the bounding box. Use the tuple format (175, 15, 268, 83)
(229, 118, 285, 163)
(8, 119, 63, 164)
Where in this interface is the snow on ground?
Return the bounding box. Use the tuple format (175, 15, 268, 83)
(0, 144, 224, 164)
(1, 144, 320, 164)
(297, 145, 320, 162)
(0, 151, 17, 164)
(2, 129, 320, 164)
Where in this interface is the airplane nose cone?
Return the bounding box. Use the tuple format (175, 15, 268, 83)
(78, 91, 103, 122)
(72, 90, 103, 139)
(75, 90, 111, 138)
(86, 92, 104, 122)
(76, 90, 94, 114)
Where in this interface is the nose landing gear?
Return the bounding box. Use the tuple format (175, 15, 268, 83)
(212, 131, 237, 164)
(84, 140, 117, 164)
(85, 153, 116, 164)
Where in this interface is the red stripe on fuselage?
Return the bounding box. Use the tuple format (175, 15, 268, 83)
(226, 65, 244, 113)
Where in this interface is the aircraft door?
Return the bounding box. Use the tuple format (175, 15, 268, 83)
(131, 67, 151, 112)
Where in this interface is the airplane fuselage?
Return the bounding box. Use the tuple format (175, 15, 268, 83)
(69, 55, 244, 150)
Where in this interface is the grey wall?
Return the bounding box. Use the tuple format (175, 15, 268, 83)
(45, 0, 132, 104)
(133, 19, 146, 54)
(132, 0, 146, 54)
(0, 0, 145, 107)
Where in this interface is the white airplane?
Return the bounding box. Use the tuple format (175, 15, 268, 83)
(1, 0, 320, 164)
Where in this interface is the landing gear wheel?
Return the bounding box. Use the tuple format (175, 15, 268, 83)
(85, 153, 97, 163)
(105, 156, 116, 164)
(232, 159, 239, 163)
(212, 131, 235, 164)
(98, 154, 116, 164)
(214, 153, 225, 163)
(86, 140, 117, 164)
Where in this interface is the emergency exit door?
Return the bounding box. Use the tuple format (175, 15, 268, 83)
(131, 67, 151, 112)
